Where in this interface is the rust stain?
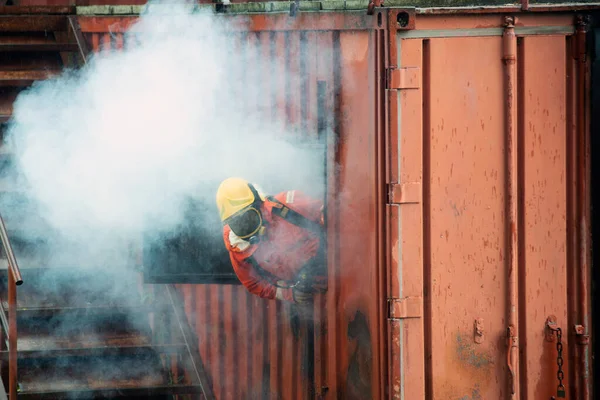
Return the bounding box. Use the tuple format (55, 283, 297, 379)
(455, 333, 493, 369)
(437, 332, 495, 399)
(458, 384, 483, 400)
(345, 311, 373, 400)
(448, 200, 465, 217)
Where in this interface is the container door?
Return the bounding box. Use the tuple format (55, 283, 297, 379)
(386, 11, 592, 400)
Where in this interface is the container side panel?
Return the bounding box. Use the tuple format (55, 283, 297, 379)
(520, 35, 569, 400)
(332, 29, 380, 400)
(85, 16, 381, 400)
(426, 36, 506, 400)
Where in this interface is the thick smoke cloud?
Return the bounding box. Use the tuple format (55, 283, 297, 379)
(4, 0, 326, 269)
(1, 3, 331, 392)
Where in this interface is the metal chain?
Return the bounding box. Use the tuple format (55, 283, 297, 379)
(556, 327, 566, 398)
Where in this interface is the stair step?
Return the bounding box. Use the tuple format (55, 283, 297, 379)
(16, 330, 152, 352)
(6, 304, 154, 317)
(0, 16, 69, 33)
(16, 350, 174, 394)
(0, 344, 187, 361)
(0, 33, 76, 53)
(15, 308, 152, 334)
(0, 6, 74, 15)
(17, 385, 205, 399)
(0, 80, 40, 88)
(0, 70, 61, 81)
(0, 43, 79, 52)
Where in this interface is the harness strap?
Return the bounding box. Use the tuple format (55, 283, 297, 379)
(247, 196, 324, 289)
(266, 195, 323, 236)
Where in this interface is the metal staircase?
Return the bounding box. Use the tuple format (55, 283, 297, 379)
(0, 266, 213, 399)
(0, 6, 88, 125)
(0, 7, 215, 399)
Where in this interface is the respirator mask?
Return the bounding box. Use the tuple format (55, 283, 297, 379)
(228, 206, 266, 244)
(227, 184, 266, 244)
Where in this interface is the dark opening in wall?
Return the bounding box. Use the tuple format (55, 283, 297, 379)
(142, 187, 239, 285)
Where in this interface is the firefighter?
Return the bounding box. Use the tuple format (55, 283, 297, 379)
(216, 177, 326, 304)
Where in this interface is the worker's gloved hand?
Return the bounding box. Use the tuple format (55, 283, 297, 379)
(293, 287, 313, 305)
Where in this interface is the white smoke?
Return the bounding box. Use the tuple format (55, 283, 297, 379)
(5, 0, 326, 267)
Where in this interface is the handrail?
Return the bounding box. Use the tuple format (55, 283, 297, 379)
(67, 15, 90, 65)
(0, 215, 23, 286)
(0, 213, 23, 400)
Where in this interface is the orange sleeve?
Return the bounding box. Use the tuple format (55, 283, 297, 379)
(230, 253, 295, 302)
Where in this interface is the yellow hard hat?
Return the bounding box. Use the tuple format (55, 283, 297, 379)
(216, 177, 262, 222)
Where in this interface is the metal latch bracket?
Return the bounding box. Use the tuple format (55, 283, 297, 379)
(387, 182, 421, 205)
(388, 296, 422, 320)
(387, 67, 420, 90)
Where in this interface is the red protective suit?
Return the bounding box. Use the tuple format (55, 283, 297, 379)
(222, 190, 323, 302)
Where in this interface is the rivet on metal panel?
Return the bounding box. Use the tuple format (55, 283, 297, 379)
(388, 297, 422, 320)
(474, 318, 484, 344)
(387, 182, 421, 205)
(545, 315, 559, 342)
(387, 67, 420, 90)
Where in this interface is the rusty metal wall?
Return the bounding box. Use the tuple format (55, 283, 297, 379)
(78, 9, 593, 400)
(174, 284, 311, 399)
(387, 11, 591, 400)
(81, 13, 389, 400)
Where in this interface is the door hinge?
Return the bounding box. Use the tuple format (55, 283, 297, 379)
(387, 182, 421, 205)
(386, 67, 420, 90)
(388, 296, 422, 320)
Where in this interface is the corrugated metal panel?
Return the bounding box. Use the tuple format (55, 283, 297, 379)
(387, 12, 590, 400)
(83, 13, 389, 400)
(174, 284, 320, 399)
